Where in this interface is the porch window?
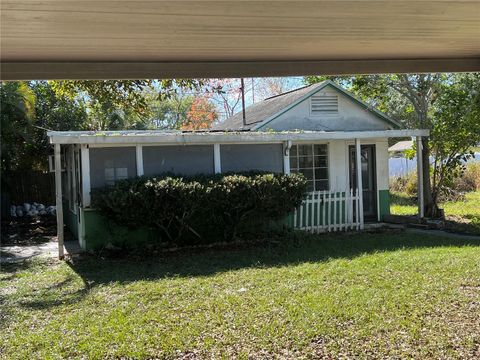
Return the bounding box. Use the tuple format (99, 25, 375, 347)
(104, 160, 128, 186)
(289, 144, 329, 191)
(89, 147, 136, 189)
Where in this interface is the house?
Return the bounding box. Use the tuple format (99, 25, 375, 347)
(48, 81, 428, 254)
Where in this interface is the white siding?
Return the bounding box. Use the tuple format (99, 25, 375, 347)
(260, 87, 392, 132)
(375, 139, 390, 191)
(329, 140, 348, 190)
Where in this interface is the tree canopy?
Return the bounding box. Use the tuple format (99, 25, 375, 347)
(305, 73, 480, 216)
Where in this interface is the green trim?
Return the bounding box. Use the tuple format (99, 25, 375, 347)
(83, 210, 158, 251)
(63, 202, 79, 240)
(255, 80, 401, 131)
(378, 190, 391, 220)
(82, 209, 292, 251)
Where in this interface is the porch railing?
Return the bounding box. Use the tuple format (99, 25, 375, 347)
(293, 189, 361, 233)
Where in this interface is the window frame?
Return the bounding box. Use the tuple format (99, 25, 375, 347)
(289, 143, 330, 192)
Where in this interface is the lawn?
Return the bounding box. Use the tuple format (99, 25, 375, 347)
(1, 231, 480, 359)
(391, 190, 480, 235)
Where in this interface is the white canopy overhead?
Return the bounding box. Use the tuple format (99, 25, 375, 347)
(1, 1, 479, 80)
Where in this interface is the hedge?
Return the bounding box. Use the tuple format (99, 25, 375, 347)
(92, 172, 307, 247)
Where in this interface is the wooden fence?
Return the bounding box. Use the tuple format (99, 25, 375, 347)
(294, 189, 361, 233)
(3, 170, 56, 205)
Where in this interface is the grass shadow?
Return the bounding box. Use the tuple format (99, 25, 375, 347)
(3, 230, 480, 313)
(66, 230, 480, 287)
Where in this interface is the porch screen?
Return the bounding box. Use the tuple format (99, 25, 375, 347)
(289, 144, 329, 191)
(220, 144, 283, 173)
(143, 145, 214, 176)
(89, 147, 137, 189)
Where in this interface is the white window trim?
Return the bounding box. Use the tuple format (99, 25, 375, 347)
(289, 142, 330, 191)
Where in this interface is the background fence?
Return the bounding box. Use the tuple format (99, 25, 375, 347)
(2, 170, 55, 205)
(294, 189, 361, 233)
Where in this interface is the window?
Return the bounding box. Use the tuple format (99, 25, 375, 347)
(290, 144, 329, 191)
(104, 160, 128, 186)
(311, 94, 338, 115)
(89, 147, 136, 189)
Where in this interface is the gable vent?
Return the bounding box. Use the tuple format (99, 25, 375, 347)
(311, 94, 338, 114)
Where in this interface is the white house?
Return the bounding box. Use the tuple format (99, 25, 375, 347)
(48, 81, 428, 256)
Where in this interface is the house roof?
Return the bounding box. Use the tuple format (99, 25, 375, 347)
(212, 83, 321, 131)
(389, 140, 414, 152)
(212, 80, 401, 131)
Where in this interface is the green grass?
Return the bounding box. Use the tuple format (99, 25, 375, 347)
(391, 190, 480, 235)
(1, 232, 480, 359)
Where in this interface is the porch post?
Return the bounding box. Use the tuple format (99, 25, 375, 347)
(283, 140, 292, 174)
(80, 145, 91, 207)
(416, 136, 424, 219)
(214, 143, 221, 174)
(355, 138, 364, 229)
(136, 145, 144, 176)
(54, 143, 64, 259)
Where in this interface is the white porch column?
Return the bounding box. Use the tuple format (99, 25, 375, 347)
(214, 143, 221, 174)
(136, 145, 144, 176)
(283, 140, 292, 174)
(54, 143, 64, 259)
(416, 136, 424, 219)
(80, 145, 91, 207)
(355, 138, 364, 229)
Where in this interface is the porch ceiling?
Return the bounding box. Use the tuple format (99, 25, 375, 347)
(1, 1, 479, 80)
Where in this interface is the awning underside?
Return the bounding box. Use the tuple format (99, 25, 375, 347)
(2, 1, 479, 80)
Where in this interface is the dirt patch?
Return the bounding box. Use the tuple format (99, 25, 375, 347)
(1, 217, 58, 246)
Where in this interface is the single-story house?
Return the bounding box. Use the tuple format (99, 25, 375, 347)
(48, 80, 428, 255)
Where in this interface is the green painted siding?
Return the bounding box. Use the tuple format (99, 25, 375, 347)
(82, 209, 293, 251)
(378, 190, 390, 220)
(83, 209, 158, 251)
(63, 202, 79, 240)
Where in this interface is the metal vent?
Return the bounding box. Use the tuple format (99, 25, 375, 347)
(311, 94, 338, 114)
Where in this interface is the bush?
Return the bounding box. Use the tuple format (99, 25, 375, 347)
(453, 162, 480, 192)
(390, 172, 417, 195)
(389, 161, 480, 201)
(93, 172, 308, 247)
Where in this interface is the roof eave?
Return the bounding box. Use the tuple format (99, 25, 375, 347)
(48, 129, 430, 145)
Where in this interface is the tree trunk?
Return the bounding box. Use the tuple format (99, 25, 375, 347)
(421, 137, 440, 218)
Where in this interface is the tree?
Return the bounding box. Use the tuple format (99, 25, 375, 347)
(255, 77, 300, 99)
(1, 81, 89, 174)
(0, 82, 36, 174)
(50, 79, 206, 116)
(147, 93, 194, 130)
(429, 74, 480, 204)
(305, 74, 480, 217)
(182, 97, 218, 130)
(207, 79, 244, 119)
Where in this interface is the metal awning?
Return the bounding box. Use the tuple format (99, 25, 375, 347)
(48, 129, 430, 145)
(2, 1, 479, 80)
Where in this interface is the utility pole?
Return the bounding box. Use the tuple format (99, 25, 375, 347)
(241, 78, 246, 126)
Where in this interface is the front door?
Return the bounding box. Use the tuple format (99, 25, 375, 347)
(349, 145, 377, 221)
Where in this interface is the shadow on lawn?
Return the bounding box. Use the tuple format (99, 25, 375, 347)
(66, 231, 480, 286)
(3, 230, 480, 313)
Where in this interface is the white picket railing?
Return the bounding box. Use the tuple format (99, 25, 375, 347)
(293, 189, 361, 233)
